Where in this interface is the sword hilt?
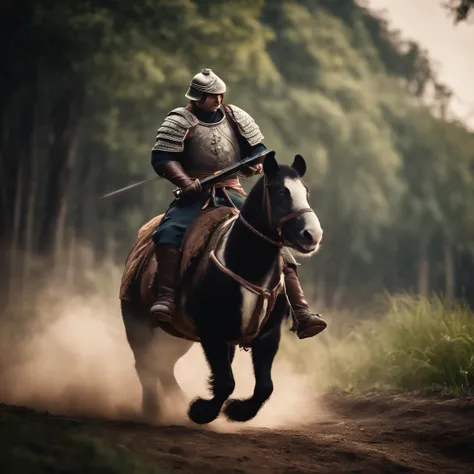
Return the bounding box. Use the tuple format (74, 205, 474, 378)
(173, 187, 184, 199)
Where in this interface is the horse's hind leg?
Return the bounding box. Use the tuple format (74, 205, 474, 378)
(188, 336, 235, 425)
(121, 301, 193, 421)
(224, 323, 281, 422)
(153, 329, 194, 403)
(121, 301, 160, 419)
(140, 330, 193, 420)
(135, 346, 161, 420)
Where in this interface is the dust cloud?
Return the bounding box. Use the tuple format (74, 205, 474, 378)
(0, 285, 327, 431)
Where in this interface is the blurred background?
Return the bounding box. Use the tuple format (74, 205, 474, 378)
(1, 0, 474, 398)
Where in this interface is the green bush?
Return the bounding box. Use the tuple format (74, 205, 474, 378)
(280, 294, 474, 395)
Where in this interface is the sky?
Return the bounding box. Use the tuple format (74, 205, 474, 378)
(364, 0, 474, 129)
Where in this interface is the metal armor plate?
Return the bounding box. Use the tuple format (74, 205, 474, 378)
(153, 107, 199, 153)
(180, 113, 241, 174)
(226, 104, 264, 147)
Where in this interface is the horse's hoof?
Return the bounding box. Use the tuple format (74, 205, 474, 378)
(142, 397, 161, 422)
(223, 398, 258, 422)
(188, 397, 221, 425)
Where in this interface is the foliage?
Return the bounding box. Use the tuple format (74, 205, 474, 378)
(443, 0, 474, 22)
(1, 0, 474, 312)
(281, 294, 474, 395)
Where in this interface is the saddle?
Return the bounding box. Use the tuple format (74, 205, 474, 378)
(180, 206, 239, 278)
(120, 206, 239, 341)
(119, 214, 164, 301)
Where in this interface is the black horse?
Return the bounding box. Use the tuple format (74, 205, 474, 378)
(121, 152, 323, 425)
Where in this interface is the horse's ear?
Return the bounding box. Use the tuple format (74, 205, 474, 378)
(292, 154, 306, 177)
(263, 151, 279, 176)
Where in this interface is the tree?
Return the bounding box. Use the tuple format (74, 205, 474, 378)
(444, 0, 474, 22)
(1, 0, 473, 316)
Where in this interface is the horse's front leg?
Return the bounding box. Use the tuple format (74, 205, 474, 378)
(188, 336, 235, 425)
(224, 322, 281, 422)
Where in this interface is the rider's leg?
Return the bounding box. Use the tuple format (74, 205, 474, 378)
(150, 197, 206, 323)
(149, 244, 182, 324)
(281, 248, 327, 339)
(150, 188, 244, 324)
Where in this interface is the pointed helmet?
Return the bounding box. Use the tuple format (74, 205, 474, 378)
(185, 68, 227, 101)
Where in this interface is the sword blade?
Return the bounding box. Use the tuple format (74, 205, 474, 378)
(173, 148, 272, 199)
(200, 149, 270, 187)
(100, 177, 160, 199)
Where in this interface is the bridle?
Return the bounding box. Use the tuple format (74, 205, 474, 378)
(238, 175, 313, 249)
(207, 174, 313, 346)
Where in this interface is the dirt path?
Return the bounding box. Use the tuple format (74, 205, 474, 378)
(36, 391, 473, 474)
(2, 391, 474, 473)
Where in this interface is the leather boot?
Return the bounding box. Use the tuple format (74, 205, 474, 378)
(283, 264, 327, 339)
(150, 244, 182, 324)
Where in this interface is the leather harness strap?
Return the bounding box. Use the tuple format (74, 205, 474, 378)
(208, 175, 314, 346)
(210, 250, 283, 300)
(209, 246, 284, 347)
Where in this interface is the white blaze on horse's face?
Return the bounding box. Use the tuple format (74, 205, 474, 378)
(284, 177, 323, 255)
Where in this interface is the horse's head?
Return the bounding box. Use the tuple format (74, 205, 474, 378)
(261, 151, 323, 256)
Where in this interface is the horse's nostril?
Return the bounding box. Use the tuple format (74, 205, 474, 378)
(302, 230, 314, 243)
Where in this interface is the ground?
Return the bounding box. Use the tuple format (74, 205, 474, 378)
(2, 391, 474, 474)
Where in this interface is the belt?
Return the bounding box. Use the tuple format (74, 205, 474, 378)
(188, 172, 246, 209)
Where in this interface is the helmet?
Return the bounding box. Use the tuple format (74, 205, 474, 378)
(185, 68, 227, 101)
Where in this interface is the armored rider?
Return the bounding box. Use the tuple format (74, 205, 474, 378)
(149, 68, 327, 339)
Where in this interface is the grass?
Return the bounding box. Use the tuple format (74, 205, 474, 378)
(281, 294, 474, 396)
(0, 405, 170, 474)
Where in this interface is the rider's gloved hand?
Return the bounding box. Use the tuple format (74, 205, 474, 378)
(180, 178, 202, 197)
(157, 161, 202, 200)
(239, 164, 263, 178)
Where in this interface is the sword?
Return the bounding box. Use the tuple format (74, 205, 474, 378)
(100, 148, 271, 200)
(173, 148, 271, 199)
(100, 177, 161, 199)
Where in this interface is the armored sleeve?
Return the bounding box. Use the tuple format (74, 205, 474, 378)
(152, 107, 198, 153)
(226, 104, 264, 147)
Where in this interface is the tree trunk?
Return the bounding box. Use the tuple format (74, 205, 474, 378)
(38, 90, 82, 260)
(0, 151, 10, 241)
(417, 236, 430, 296)
(23, 110, 39, 301)
(66, 226, 76, 287)
(0, 96, 16, 310)
(0, 150, 11, 312)
(17, 82, 38, 306)
(443, 240, 455, 301)
(9, 161, 24, 303)
(54, 134, 78, 266)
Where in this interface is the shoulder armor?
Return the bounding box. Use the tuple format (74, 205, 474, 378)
(152, 107, 198, 153)
(226, 104, 264, 147)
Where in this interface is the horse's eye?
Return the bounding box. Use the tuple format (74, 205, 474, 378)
(279, 188, 289, 198)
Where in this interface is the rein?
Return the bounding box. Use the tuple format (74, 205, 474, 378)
(209, 249, 284, 303)
(207, 175, 313, 346)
